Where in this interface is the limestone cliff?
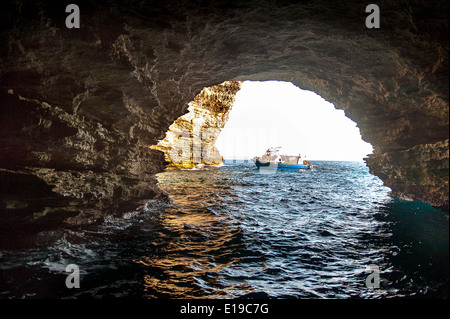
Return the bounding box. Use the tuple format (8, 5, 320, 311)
(152, 81, 242, 168)
(0, 0, 448, 240)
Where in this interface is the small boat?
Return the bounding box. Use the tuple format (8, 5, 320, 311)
(252, 147, 312, 171)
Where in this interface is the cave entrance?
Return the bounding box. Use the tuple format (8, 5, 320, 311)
(152, 80, 373, 168)
(216, 81, 373, 163)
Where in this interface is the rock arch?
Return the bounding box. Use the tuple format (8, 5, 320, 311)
(0, 0, 448, 232)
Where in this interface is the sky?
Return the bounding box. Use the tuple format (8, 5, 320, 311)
(215, 81, 373, 161)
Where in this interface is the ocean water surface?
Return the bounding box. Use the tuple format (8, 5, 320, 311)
(0, 161, 448, 298)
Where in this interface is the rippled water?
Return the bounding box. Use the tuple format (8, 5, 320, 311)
(0, 161, 448, 298)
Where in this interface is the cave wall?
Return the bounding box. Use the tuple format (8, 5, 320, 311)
(0, 0, 448, 233)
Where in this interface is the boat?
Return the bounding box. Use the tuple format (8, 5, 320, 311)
(252, 147, 312, 171)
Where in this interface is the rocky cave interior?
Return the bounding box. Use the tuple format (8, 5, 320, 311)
(0, 0, 448, 247)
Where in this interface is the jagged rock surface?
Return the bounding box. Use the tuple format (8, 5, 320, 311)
(0, 0, 448, 240)
(152, 81, 242, 168)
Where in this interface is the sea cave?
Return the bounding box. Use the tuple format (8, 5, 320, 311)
(0, 1, 448, 300)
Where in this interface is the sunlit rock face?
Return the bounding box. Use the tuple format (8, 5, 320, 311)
(0, 0, 448, 234)
(152, 81, 242, 168)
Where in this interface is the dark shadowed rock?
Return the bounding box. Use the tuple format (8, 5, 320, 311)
(0, 0, 448, 237)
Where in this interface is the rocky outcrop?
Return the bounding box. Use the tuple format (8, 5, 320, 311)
(366, 140, 449, 208)
(0, 0, 448, 238)
(0, 88, 168, 236)
(151, 81, 242, 168)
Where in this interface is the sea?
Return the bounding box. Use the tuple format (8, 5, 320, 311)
(0, 161, 448, 299)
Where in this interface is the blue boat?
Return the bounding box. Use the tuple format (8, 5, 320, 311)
(252, 147, 313, 171)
